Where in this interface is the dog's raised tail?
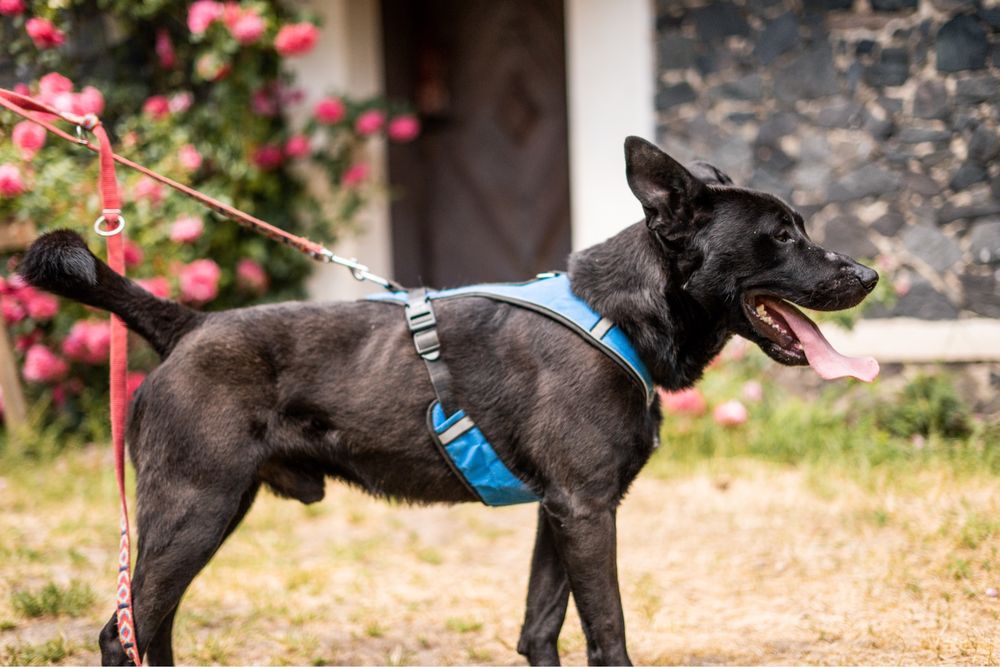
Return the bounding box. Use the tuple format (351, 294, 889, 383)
(18, 230, 204, 357)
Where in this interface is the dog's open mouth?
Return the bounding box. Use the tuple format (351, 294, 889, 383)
(742, 295, 879, 382)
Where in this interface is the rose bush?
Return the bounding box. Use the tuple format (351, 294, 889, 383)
(0, 0, 419, 442)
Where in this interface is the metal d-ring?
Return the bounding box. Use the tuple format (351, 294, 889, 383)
(94, 214, 126, 237)
(75, 124, 89, 145)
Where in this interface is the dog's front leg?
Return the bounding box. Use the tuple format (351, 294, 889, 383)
(544, 500, 630, 666)
(518, 506, 571, 665)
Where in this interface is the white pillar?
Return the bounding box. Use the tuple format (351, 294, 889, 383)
(565, 0, 655, 250)
(288, 0, 393, 301)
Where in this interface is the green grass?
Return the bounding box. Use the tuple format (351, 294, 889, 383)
(649, 354, 999, 485)
(1, 637, 70, 666)
(10, 581, 95, 619)
(445, 617, 483, 634)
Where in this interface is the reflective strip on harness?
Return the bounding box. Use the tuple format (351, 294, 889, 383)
(370, 272, 655, 404)
(430, 402, 539, 506)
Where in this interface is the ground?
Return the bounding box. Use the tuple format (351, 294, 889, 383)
(1, 446, 998, 666)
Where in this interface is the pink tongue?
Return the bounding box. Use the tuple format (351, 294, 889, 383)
(762, 298, 880, 382)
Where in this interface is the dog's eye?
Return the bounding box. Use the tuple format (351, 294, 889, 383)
(774, 230, 793, 244)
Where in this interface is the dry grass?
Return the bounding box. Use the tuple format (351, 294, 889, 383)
(1, 447, 998, 666)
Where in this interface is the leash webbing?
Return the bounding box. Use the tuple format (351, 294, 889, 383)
(0, 88, 402, 290)
(0, 89, 141, 665)
(0, 86, 399, 666)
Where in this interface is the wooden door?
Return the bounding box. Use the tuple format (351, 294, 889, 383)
(382, 0, 572, 288)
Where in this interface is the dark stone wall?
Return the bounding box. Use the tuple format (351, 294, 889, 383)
(654, 0, 1000, 320)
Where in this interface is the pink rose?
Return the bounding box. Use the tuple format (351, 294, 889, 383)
(168, 92, 193, 113)
(354, 109, 384, 135)
(281, 87, 304, 106)
(313, 97, 345, 124)
(0, 0, 25, 16)
(170, 216, 204, 243)
(62, 320, 111, 364)
(252, 144, 283, 170)
(229, 10, 265, 45)
(741, 380, 763, 402)
(136, 277, 171, 299)
(24, 290, 58, 321)
(875, 254, 898, 273)
(187, 0, 223, 34)
(26, 18, 65, 49)
(156, 29, 176, 69)
(387, 115, 420, 142)
(38, 72, 73, 96)
(274, 22, 318, 56)
(143, 95, 170, 119)
(236, 259, 268, 294)
(252, 87, 278, 116)
(342, 162, 369, 187)
(15, 331, 39, 352)
(23, 344, 68, 384)
(283, 135, 310, 158)
(713, 400, 749, 427)
(195, 53, 231, 81)
(134, 176, 164, 205)
(12, 121, 46, 159)
(659, 387, 707, 415)
(76, 86, 105, 115)
(179, 259, 221, 303)
(1, 295, 25, 324)
(126, 371, 146, 402)
(123, 240, 144, 268)
(0, 164, 25, 197)
(178, 144, 203, 171)
(894, 274, 911, 297)
(50, 91, 83, 115)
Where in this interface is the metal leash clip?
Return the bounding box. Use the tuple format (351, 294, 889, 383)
(319, 248, 401, 291)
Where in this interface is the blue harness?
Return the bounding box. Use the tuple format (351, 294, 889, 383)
(368, 273, 653, 506)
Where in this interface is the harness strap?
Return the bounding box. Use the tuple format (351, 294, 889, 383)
(404, 290, 489, 503)
(405, 289, 456, 415)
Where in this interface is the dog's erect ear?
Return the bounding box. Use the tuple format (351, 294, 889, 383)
(687, 161, 733, 186)
(624, 137, 708, 239)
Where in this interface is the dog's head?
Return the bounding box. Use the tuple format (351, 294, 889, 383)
(624, 136, 879, 381)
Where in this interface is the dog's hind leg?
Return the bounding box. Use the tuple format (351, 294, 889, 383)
(517, 507, 571, 666)
(140, 482, 260, 666)
(99, 470, 259, 666)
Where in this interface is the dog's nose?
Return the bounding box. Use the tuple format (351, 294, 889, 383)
(851, 264, 879, 292)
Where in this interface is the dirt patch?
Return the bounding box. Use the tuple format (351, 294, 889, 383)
(1, 451, 997, 665)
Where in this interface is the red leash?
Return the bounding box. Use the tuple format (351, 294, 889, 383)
(0, 86, 398, 665)
(0, 89, 140, 665)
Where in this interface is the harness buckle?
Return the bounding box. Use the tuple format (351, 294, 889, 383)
(405, 299, 436, 332)
(412, 328, 441, 360)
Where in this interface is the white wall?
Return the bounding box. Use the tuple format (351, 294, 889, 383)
(565, 0, 655, 250)
(289, 0, 394, 301)
(293, 0, 655, 300)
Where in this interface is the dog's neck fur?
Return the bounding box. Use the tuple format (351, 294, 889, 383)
(568, 222, 731, 391)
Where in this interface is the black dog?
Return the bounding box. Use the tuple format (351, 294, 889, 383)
(20, 136, 878, 666)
